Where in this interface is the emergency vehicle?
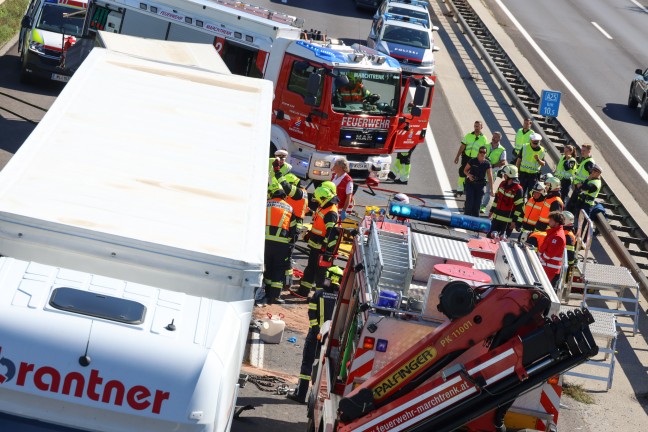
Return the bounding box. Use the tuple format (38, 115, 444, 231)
(0, 43, 271, 431)
(307, 204, 599, 432)
(18, 0, 88, 83)
(79, 0, 434, 180)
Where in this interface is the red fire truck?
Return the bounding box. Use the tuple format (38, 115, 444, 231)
(81, 0, 434, 180)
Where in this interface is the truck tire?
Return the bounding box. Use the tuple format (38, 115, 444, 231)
(641, 96, 648, 121)
(627, 85, 638, 109)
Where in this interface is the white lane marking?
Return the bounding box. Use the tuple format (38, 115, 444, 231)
(494, 0, 648, 185)
(423, 124, 461, 212)
(591, 22, 613, 39)
(630, 0, 648, 13)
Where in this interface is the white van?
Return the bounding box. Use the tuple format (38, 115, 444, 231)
(18, 0, 88, 83)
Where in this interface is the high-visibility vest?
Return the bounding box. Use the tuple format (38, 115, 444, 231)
(308, 290, 338, 328)
(266, 198, 293, 243)
(339, 82, 366, 102)
(521, 196, 545, 229)
(308, 204, 339, 249)
(553, 156, 577, 180)
(539, 195, 564, 226)
(486, 144, 505, 168)
(526, 231, 547, 251)
(580, 178, 602, 205)
(565, 229, 576, 266)
(573, 156, 594, 184)
(492, 182, 524, 223)
(462, 132, 488, 158)
(286, 189, 308, 220)
(519, 144, 545, 174)
(514, 128, 533, 154)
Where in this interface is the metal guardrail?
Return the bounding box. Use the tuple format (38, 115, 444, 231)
(443, 0, 648, 300)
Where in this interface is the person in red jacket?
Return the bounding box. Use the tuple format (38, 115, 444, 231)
(538, 211, 566, 287)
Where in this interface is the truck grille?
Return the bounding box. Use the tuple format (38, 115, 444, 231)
(339, 128, 389, 149)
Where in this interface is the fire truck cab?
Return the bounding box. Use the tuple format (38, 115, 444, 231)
(80, 0, 433, 180)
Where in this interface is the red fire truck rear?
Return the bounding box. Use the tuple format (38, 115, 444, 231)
(79, 0, 434, 180)
(308, 204, 598, 432)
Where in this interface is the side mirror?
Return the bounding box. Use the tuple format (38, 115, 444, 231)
(432, 46, 441, 53)
(413, 86, 426, 107)
(432, 26, 439, 32)
(21, 16, 32, 28)
(635, 68, 643, 75)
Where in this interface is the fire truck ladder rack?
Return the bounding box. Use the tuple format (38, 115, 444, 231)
(444, 0, 648, 303)
(211, 0, 304, 27)
(360, 220, 414, 308)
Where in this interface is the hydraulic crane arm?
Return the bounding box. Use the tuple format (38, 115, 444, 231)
(338, 283, 552, 422)
(337, 308, 598, 432)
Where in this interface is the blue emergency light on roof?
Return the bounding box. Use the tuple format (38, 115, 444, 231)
(296, 40, 348, 63)
(388, 202, 491, 233)
(384, 13, 428, 27)
(391, 0, 427, 7)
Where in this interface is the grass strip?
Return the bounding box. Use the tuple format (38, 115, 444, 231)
(0, 0, 29, 50)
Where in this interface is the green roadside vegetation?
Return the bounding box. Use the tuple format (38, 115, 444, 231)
(0, 0, 29, 50)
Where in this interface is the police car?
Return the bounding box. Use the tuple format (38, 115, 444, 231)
(367, 13, 439, 76)
(373, 0, 432, 28)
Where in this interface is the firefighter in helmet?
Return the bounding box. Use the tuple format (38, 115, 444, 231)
(296, 186, 339, 297)
(288, 265, 343, 404)
(336, 72, 372, 105)
(261, 179, 297, 305)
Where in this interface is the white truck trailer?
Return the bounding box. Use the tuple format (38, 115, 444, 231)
(0, 45, 272, 431)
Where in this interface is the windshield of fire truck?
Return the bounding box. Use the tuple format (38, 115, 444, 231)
(332, 69, 400, 116)
(36, 3, 85, 37)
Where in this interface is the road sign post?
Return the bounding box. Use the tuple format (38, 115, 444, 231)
(539, 89, 561, 118)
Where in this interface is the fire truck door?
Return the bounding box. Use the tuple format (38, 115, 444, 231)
(394, 77, 434, 151)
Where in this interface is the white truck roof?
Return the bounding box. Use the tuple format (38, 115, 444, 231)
(0, 256, 248, 431)
(95, 31, 231, 73)
(0, 47, 272, 302)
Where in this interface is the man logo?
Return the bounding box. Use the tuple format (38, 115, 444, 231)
(0, 347, 16, 384)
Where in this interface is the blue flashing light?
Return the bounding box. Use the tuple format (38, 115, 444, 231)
(296, 40, 348, 64)
(390, 0, 427, 7)
(376, 339, 389, 352)
(384, 56, 401, 69)
(383, 13, 428, 28)
(388, 202, 491, 233)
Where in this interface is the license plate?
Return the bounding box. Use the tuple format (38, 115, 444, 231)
(51, 73, 70, 83)
(349, 162, 368, 170)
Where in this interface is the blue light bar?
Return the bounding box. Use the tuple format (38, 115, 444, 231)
(388, 202, 491, 233)
(390, 0, 428, 7)
(384, 12, 428, 27)
(296, 40, 348, 63)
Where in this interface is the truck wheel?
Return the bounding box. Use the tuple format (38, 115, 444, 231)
(641, 96, 648, 121)
(627, 85, 638, 109)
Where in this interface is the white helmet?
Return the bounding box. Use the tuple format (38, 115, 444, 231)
(501, 164, 518, 179)
(530, 133, 542, 142)
(562, 211, 575, 226)
(531, 182, 546, 196)
(545, 176, 561, 192)
(392, 193, 410, 204)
